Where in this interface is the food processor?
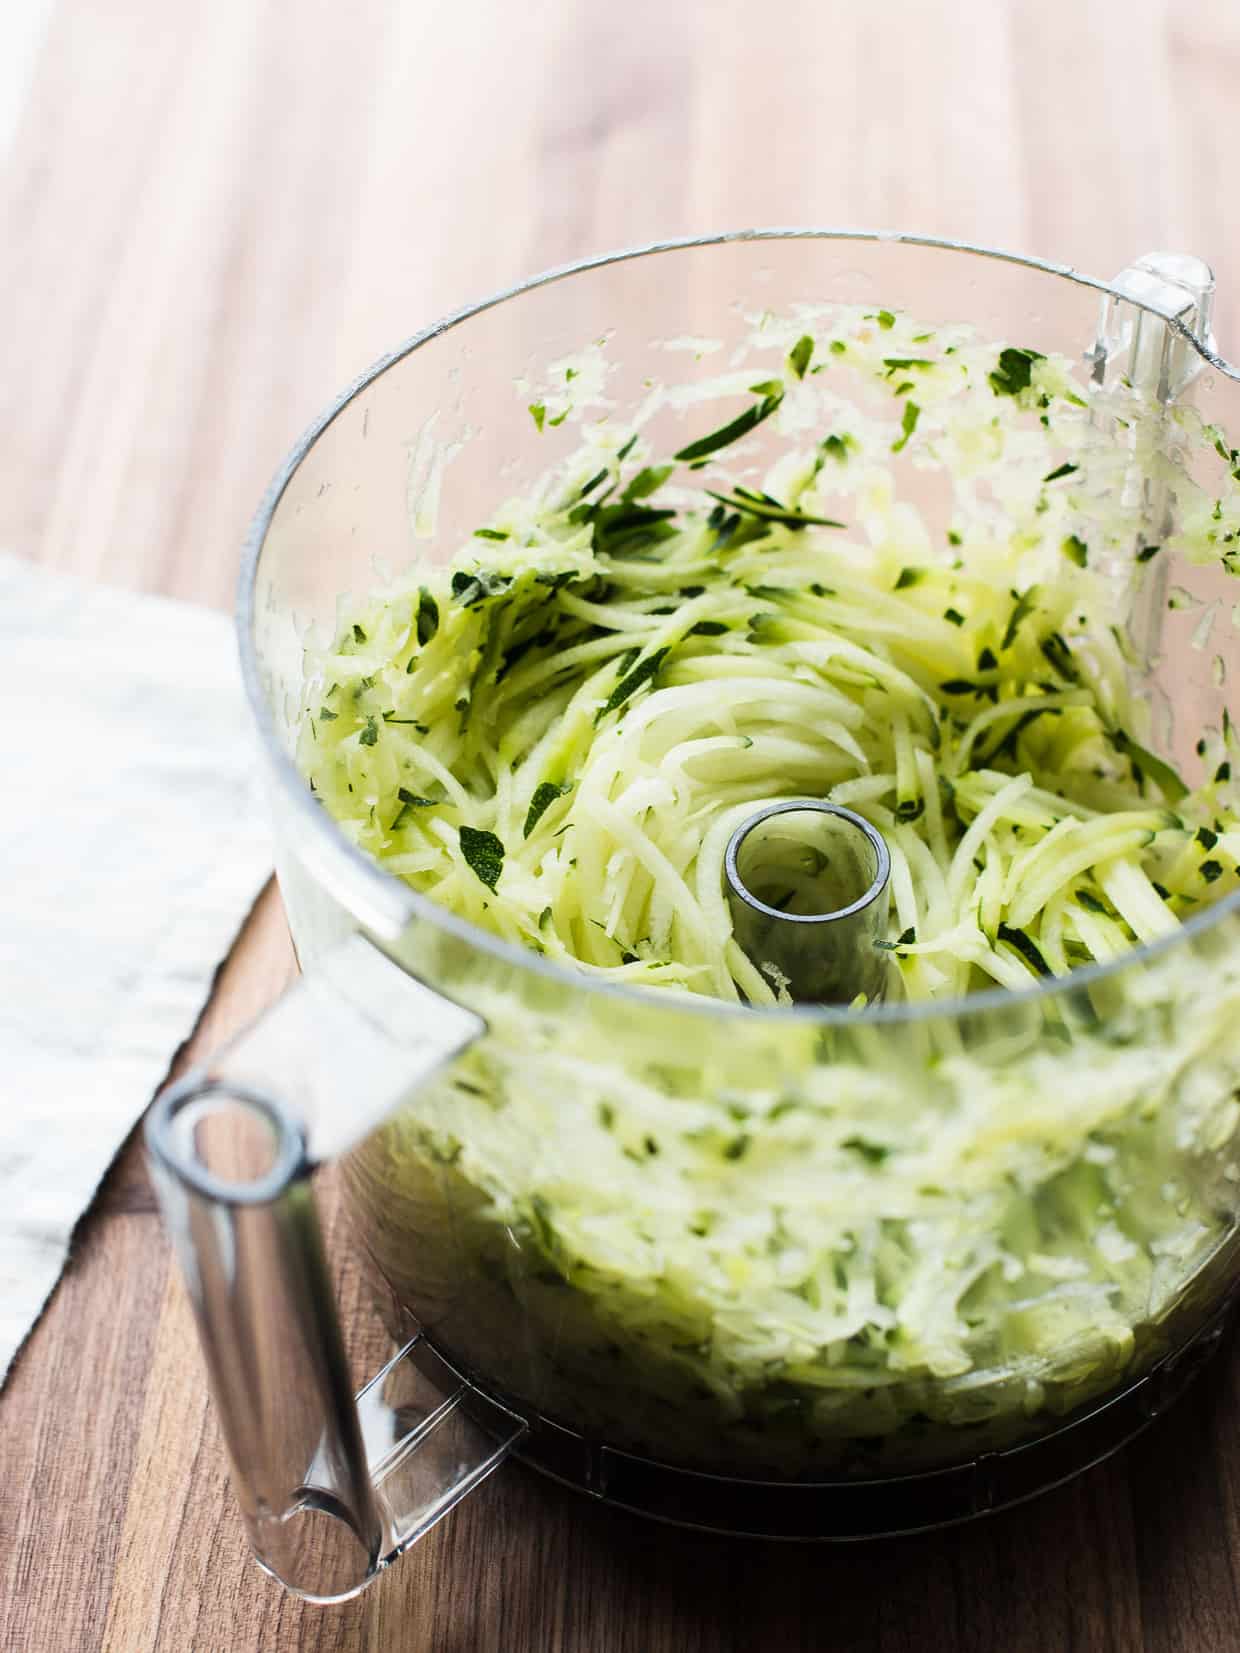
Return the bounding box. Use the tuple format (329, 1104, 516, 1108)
(145, 232, 1240, 1603)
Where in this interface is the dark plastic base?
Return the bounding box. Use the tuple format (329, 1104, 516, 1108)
(414, 1299, 1238, 1540)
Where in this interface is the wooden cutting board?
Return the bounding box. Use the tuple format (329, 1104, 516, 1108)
(7, 1, 1240, 1646)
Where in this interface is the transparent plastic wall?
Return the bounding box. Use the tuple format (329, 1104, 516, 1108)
(249, 235, 1240, 1480)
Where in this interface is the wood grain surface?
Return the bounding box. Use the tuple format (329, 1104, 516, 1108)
(7, 1, 1240, 1647)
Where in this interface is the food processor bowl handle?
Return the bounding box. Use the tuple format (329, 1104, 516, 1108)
(145, 932, 525, 1603)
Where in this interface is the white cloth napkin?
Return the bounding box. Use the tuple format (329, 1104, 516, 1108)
(0, 552, 272, 1382)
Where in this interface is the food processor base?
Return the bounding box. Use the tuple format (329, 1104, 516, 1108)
(414, 1301, 1237, 1541)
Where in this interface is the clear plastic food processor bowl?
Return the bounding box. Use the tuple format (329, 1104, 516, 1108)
(146, 234, 1240, 1601)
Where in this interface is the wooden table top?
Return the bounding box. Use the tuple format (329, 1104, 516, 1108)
(7, 1, 1240, 1647)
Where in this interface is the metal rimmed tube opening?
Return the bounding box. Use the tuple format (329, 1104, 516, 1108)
(724, 801, 892, 1006)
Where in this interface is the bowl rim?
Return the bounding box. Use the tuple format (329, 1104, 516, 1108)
(237, 226, 1240, 1027)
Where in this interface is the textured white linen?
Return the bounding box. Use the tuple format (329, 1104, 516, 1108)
(0, 552, 271, 1380)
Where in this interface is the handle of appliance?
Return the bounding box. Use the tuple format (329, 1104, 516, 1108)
(144, 931, 525, 1604)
